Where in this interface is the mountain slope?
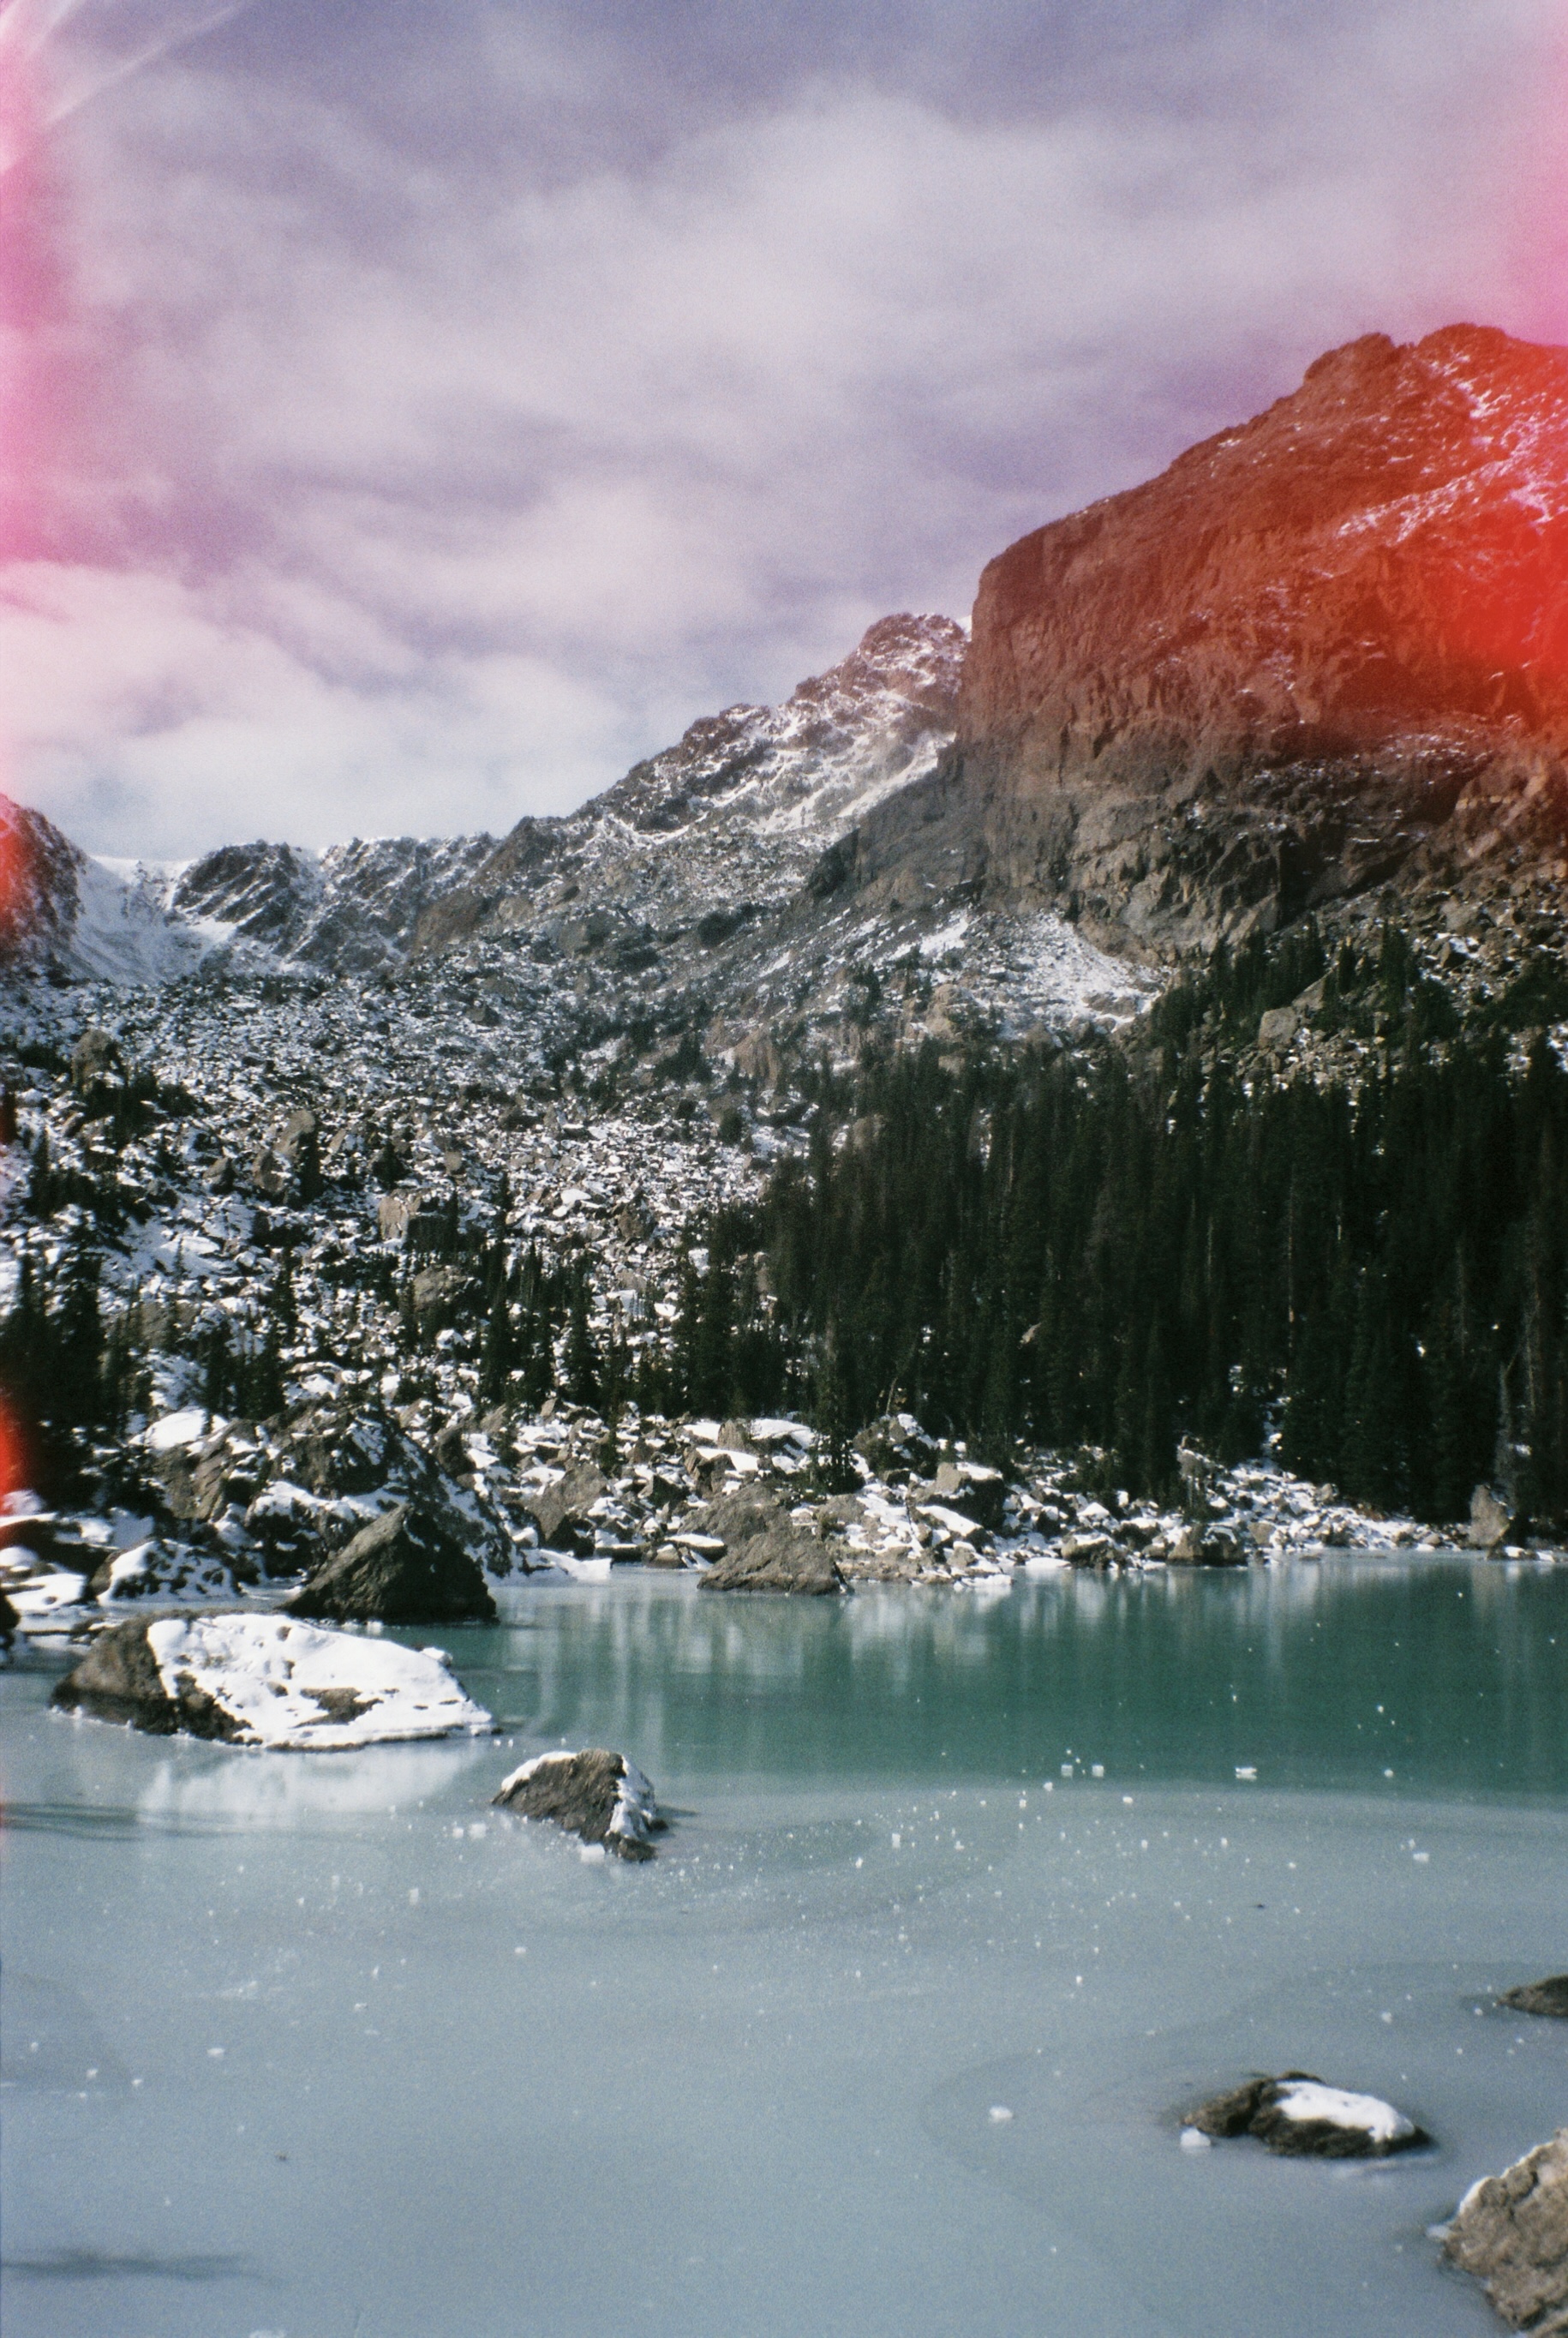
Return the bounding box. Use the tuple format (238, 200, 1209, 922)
(414, 613, 966, 954)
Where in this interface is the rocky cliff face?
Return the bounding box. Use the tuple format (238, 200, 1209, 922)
(836, 326, 1568, 954)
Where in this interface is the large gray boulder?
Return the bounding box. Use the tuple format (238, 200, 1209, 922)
(284, 1503, 496, 1625)
(694, 1490, 843, 1594)
(1443, 2128, 1568, 2334)
(235, 1399, 514, 1579)
(70, 1025, 124, 1100)
(1188, 2071, 1427, 2157)
(494, 1748, 661, 1859)
(930, 1460, 1008, 1530)
(51, 1611, 492, 1747)
(1167, 1521, 1248, 1566)
(1471, 1484, 1521, 1549)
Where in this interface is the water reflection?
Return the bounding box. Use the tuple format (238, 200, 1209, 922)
(134, 1737, 498, 1830)
(444, 1559, 1568, 1798)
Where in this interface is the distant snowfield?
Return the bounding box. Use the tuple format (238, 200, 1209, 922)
(69, 855, 213, 986)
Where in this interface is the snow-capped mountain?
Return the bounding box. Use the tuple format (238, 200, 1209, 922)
(0, 612, 967, 987)
(0, 797, 204, 986)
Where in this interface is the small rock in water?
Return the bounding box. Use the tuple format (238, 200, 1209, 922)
(494, 1748, 663, 1861)
(1187, 2071, 1427, 2158)
(1442, 2126, 1568, 2332)
(1499, 1975, 1568, 2020)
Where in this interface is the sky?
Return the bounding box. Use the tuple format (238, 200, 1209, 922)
(0, 0, 1565, 860)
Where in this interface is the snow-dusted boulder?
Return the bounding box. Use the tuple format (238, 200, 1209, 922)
(87, 1537, 253, 1604)
(690, 1490, 844, 1594)
(520, 1461, 611, 1556)
(1188, 2071, 1427, 2157)
(493, 1748, 661, 1860)
(51, 1612, 492, 1747)
(1443, 2127, 1568, 2333)
(284, 1502, 497, 1626)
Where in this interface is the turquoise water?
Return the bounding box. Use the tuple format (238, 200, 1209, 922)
(4, 1558, 1567, 2336)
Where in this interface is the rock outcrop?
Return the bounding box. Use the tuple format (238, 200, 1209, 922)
(493, 1748, 661, 1859)
(1444, 2128, 1568, 2334)
(52, 1614, 235, 1736)
(835, 327, 1568, 956)
(284, 1503, 497, 1626)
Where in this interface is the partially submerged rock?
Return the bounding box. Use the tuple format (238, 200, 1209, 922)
(1167, 1520, 1248, 1566)
(693, 1490, 844, 1594)
(284, 1503, 497, 1625)
(51, 1612, 492, 1747)
(1500, 1976, 1568, 2020)
(494, 1748, 661, 1859)
(1188, 2071, 1427, 2157)
(1443, 2127, 1568, 2334)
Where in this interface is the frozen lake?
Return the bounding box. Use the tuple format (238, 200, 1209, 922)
(5, 1556, 1567, 2337)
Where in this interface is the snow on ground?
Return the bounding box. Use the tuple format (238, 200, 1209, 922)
(145, 1614, 494, 1748)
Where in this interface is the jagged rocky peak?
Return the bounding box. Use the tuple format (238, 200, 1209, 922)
(414, 612, 966, 952)
(0, 794, 82, 962)
(837, 326, 1568, 956)
(171, 841, 323, 949)
(596, 610, 967, 836)
(961, 325, 1568, 768)
(171, 831, 499, 973)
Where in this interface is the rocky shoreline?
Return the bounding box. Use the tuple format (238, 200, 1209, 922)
(1, 1388, 1526, 1649)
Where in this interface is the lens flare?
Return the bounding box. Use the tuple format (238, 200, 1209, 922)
(0, 1390, 26, 1505)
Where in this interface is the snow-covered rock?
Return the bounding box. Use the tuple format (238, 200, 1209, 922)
(1188, 2071, 1427, 2158)
(493, 1747, 661, 1860)
(51, 1612, 492, 1747)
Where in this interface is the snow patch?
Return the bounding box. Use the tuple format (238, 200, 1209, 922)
(1272, 2081, 1414, 2145)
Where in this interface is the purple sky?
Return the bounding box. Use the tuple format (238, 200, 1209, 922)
(1, 0, 1565, 858)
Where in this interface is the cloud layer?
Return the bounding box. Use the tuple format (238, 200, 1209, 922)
(1, 0, 1564, 856)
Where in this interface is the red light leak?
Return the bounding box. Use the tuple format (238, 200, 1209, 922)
(0, 1389, 25, 1506)
(0, 801, 35, 944)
